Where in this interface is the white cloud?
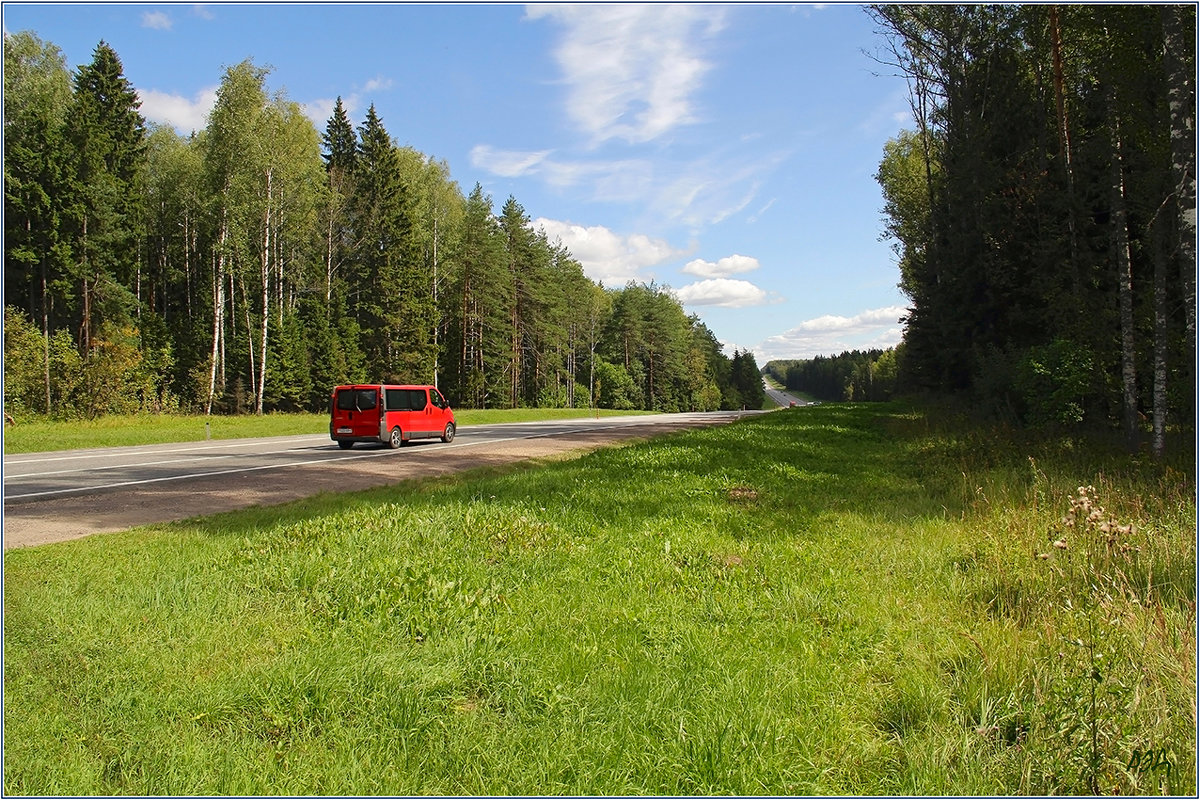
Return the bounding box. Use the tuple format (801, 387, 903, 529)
(651, 149, 787, 230)
(675, 278, 769, 308)
(534, 217, 685, 286)
(193, 5, 215, 20)
(681, 254, 759, 279)
(470, 145, 553, 178)
(142, 11, 172, 30)
(747, 197, 776, 223)
(301, 98, 337, 129)
(526, 4, 726, 145)
(362, 76, 394, 93)
(302, 78, 396, 131)
(756, 305, 907, 361)
(471, 146, 657, 203)
(138, 86, 218, 134)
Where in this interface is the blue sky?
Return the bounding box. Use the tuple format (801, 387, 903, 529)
(3, 2, 914, 363)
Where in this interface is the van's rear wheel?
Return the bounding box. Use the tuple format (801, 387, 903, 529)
(441, 423, 456, 443)
(338, 440, 354, 450)
(388, 427, 403, 449)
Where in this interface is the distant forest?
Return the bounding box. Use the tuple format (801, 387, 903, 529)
(764, 350, 898, 404)
(868, 5, 1192, 456)
(3, 32, 767, 419)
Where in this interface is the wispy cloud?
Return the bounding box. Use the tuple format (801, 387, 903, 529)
(469, 145, 554, 178)
(142, 11, 172, 30)
(526, 4, 727, 145)
(470, 141, 786, 232)
(756, 305, 907, 361)
(649, 148, 788, 231)
(361, 76, 393, 94)
(138, 86, 218, 134)
(534, 217, 686, 286)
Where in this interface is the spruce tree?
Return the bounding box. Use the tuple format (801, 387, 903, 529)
(66, 40, 147, 352)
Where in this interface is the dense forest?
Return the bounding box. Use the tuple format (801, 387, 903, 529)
(764, 349, 898, 403)
(870, 5, 1195, 454)
(3, 32, 767, 419)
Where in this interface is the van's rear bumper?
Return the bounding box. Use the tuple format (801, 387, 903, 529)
(330, 423, 385, 444)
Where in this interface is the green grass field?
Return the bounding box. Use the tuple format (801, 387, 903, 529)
(3, 403, 1194, 795)
(1, 407, 653, 454)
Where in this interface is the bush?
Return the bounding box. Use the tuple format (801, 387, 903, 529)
(3, 306, 83, 419)
(1015, 340, 1095, 426)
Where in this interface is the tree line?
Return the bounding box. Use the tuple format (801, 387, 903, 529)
(764, 349, 898, 403)
(3, 33, 766, 419)
(870, 5, 1195, 455)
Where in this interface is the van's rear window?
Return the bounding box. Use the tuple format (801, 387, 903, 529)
(385, 388, 428, 410)
(336, 389, 377, 411)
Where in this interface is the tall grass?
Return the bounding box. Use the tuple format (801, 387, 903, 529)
(3, 402, 1193, 795)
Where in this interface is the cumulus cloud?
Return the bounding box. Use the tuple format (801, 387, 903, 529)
(756, 305, 907, 361)
(301, 98, 337, 129)
(302, 77, 396, 130)
(526, 3, 726, 144)
(142, 11, 172, 30)
(138, 86, 218, 134)
(681, 254, 760, 279)
(534, 217, 685, 285)
(675, 278, 770, 308)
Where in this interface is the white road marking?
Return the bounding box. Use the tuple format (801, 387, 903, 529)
(3, 414, 743, 501)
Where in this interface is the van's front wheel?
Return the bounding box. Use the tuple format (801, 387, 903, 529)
(441, 423, 456, 443)
(388, 427, 403, 449)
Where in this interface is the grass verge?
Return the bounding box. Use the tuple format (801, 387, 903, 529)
(1, 408, 654, 454)
(3, 402, 1194, 794)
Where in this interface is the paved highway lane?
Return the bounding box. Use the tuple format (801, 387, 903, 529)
(3, 412, 755, 549)
(763, 381, 813, 408)
(3, 413, 746, 501)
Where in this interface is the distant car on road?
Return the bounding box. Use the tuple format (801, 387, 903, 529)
(330, 384, 456, 449)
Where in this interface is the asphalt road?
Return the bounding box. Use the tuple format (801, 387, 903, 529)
(2, 412, 753, 549)
(763, 381, 813, 408)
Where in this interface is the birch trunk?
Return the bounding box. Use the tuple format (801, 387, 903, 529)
(1161, 4, 1197, 341)
(1110, 112, 1139, 450)
(257, 167, 271, 416)
(1152, 221, 1168, 458)
(206, 211, 228, 417)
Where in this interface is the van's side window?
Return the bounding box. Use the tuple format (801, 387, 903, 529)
(337, 389, 377, 411)
(384, 388, 428, 410)
(431, 389, 448, 409)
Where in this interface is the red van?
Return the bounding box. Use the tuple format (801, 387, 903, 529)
(330, 384, 456, 449)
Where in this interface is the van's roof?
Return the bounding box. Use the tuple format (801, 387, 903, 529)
(333, 384, 435, 390)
